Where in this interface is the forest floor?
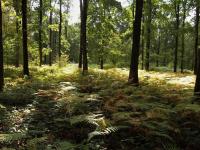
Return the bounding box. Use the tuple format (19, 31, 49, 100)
(0, 64, 199, 150)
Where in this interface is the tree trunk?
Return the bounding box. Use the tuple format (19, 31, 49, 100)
(58, 0, 62, 62)
(141, 16, 145, 70)
(82, 0, 88, 74)
(100, 57, 103, 69)
(39, 0, 43, 66)
(145, 0, 152, 71)
(128, 0, 144, 85)
(156, 30, 161, 67)
(22, 0, 29, 76)
(194, 0, 199, 74)
(0, 0, 4, 91)
(181, 0, 187, 73)
(49, 0, 52, 66)
(14, 0, 20, 68)
(174, 0, 180, 73)
(79, 0, 83, 68)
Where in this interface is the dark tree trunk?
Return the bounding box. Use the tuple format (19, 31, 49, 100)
(181, 0, 187, 73)
(14, 0, 20, 68)
(79, 0, 83, 68)
(145, 0, 152, 71)
(0, 0, 4, 91)
(156, 30, 161, 67)
(174, 0, 180, 73)
(82, 0, 88, 74)
(49, 0, 52, 66)
(141, 16, 145, 70)
(128, 0, 144, 85)
(58, 0, 62, 61)
(22, 0, 29, 76)
(100, 57, 103, 69)
(39, 0, 43, 66)
(195, 48, 200, 95)
(194, 0, 199, 74)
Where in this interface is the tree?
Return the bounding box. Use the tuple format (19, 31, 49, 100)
(128, 0, 144, 85)
(194, 47, 200, 95)
(13, 0, 20, 67)
(145, 0, 152, 71)
(79, 0, 83, 68)
(181, 0, 187, 73)
(49, 0, 52, 66)
(58, 0, 62, 62)
(39, 0, 43, 66)
(174, 0, 180, 72)
(81, 0, 88, 73)
(194, 0, 199, 74)
(0, 0, 4, 91)
(22, 0, 29, 76)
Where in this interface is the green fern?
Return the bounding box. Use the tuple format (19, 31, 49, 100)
(0, 133, 27, 143)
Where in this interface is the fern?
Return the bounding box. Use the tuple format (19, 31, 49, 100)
(88, 126, 129, 141)
(0, 133, 27, 143)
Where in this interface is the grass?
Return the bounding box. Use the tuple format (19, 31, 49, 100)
(0, 64, 198, 150)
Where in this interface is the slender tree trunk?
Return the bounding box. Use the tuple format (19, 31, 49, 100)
(195, 48, 200, 95)
(0, 0, 4, 91)
(174, 1, 180, 73)
(79, 0, 83, 68)
(181, 0, 187, 73)
(39, 0, 43, 66)
(58, 0, 62, 62)
(141, 16, 145, 70)
(82, 0, 88, 74)
(156, 30, 161, 67)
(14, 0, 20, 68)
(22, 0, 29, 76)
(145, 0, 152, 71)
(194, 0, 199, 74)
(100, 57, 103, 70)
(129, 0, 144, 85)
(49, 0, 52, 66)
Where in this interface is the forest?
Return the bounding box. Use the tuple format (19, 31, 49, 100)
(0, 0, 200, 149)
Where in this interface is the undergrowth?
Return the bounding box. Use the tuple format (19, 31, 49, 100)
(0, 65, 197, 150)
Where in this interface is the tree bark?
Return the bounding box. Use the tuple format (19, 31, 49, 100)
(0, 0, 4, 91)
(181, 0, 187, 73)
(79, 0, 83, 68)
(14, 0, 20, 68)
(194, 0, 199, 74)
(145, 0, 152, 71)
(58, 0, 62, 61)
(82, 0, 88, 74)
(156, 29, 161, 67)
(22, 0, 29, 76)
(39, 0, 43, 66)
(128, 0, 144, 85)
(49, 0, 52, 66)
(141, 16, 145, 70)
(174, 0, 180, 73)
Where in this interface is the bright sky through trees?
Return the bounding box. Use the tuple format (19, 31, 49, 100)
(69, 0, 130, 24)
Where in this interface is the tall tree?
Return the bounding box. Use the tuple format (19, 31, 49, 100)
(174, 0, 180, 72)
(81, 0, 88, 73)
(49, 0, 52, 66)
(39, 0, 43, 66)
(181, 0, 187, 73)
(145, 0, 152, 71)
(13, 0, 20, 67)
(0, 0, 4, 91)
(22, 0, 29, 76)
(129, 0, 144, 85)
(58, 0, 62, 61)
(194, 0, 199, 74)
(79, 0, 83, 68)
(141, 16, 145, 70)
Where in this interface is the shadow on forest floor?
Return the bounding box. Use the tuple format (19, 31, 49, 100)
(0, 65, 199, 150)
